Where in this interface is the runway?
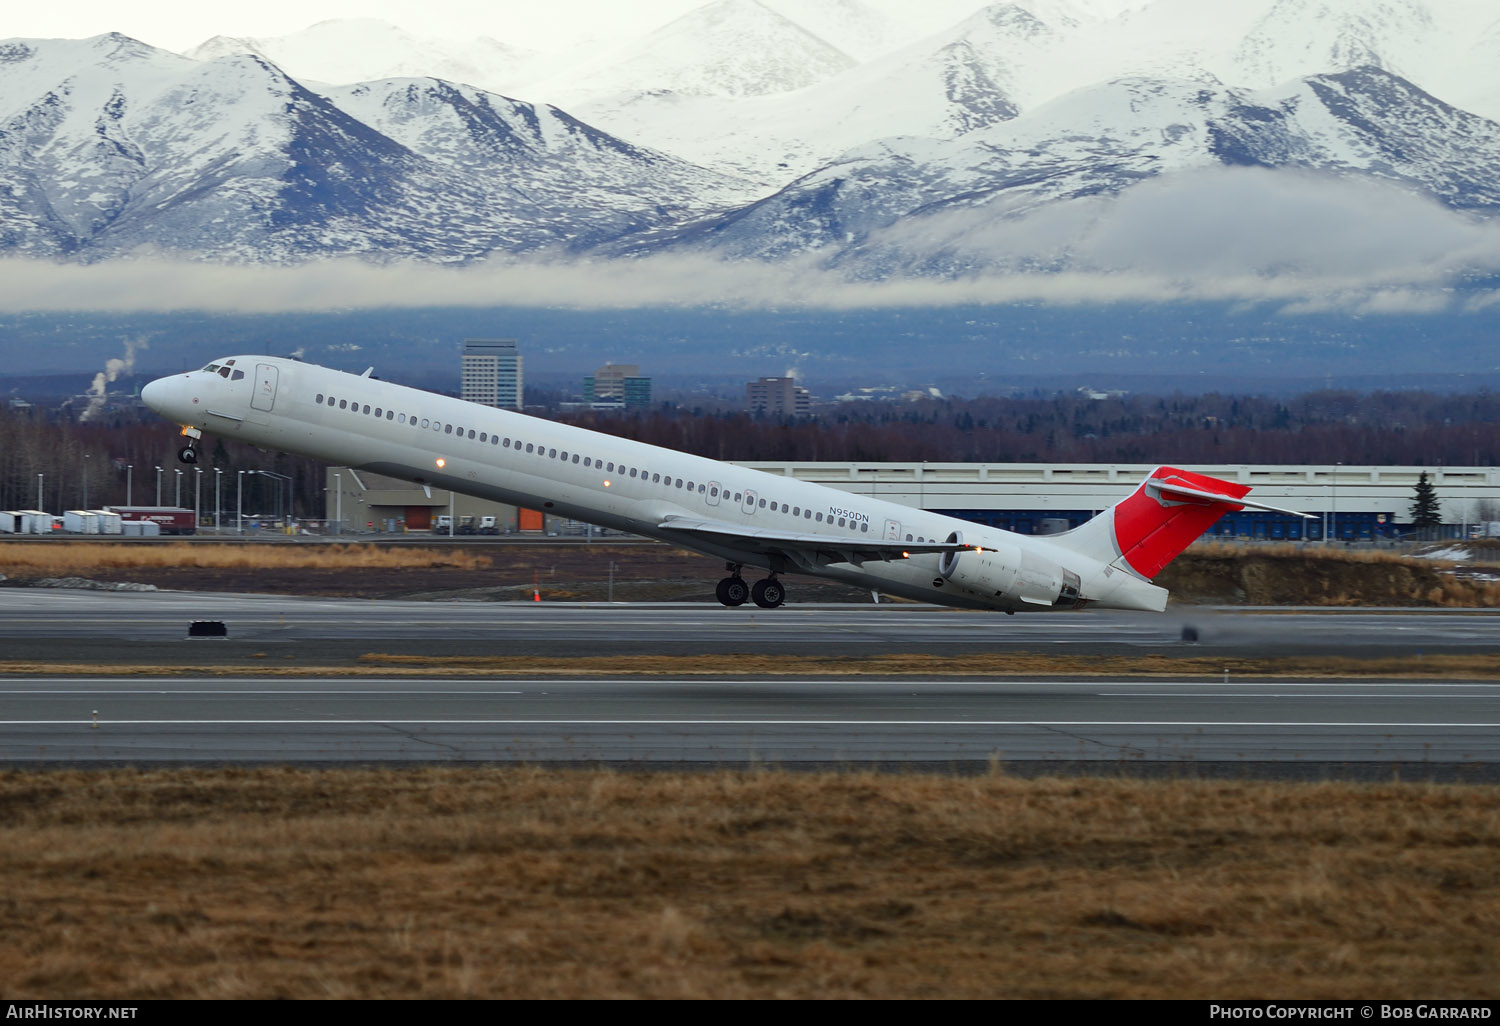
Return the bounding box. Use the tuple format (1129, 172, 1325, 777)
(2, 589, 1499, 661)
(2, 590, 1497, 774)
(2, 675, 1498, 776)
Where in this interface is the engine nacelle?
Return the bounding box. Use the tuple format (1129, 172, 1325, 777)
(940, 532, 1084, 609)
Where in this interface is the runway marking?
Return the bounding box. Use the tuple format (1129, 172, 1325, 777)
(5, 720, 1499, 728)
(0, 690, 524, 696)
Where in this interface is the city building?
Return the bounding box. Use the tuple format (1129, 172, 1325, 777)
(746, 376, 810, 416)
(584, 363, 652, 409)
(461, 338, 522, 410)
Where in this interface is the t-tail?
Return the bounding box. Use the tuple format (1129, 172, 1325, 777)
(1057, 466, 1312, 582)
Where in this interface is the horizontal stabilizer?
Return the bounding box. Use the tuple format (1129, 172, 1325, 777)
(1154, 479, 1315, 518)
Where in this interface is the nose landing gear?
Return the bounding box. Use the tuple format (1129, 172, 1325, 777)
(177, 425, 203, 465)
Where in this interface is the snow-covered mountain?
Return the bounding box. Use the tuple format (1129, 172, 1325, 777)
(4, 0, 1500, 283)
(0, 34, 750, 263)
(185, 19, 545, 95)
(626, 66, 1500, 275)
(564, 3, 1061, 182)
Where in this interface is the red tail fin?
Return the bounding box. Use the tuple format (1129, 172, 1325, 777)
(1110, 466, 1248, 578)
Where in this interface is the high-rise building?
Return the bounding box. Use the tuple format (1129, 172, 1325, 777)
(746, 376, 810, 416)
(584, 362, 652, 409)
(461, 339, 522, 410)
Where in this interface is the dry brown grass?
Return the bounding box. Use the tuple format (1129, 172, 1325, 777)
(0, 542, 488, 573)
(0, 767, 1496, 999)
(1192, 541, 1448, 564)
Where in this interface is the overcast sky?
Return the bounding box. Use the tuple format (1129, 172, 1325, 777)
(5, 0, 712, 52)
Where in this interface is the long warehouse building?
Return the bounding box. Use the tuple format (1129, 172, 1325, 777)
(325, 463, 1500, 540)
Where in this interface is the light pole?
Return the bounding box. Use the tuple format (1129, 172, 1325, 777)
(37, 473, 43, 510)
(154, 466, 162, 506)
(255, 470, 293, 532)
(126, 463, 132, 506)
(82, 453, 90, 509)
(237, 470, 244, 534)
(194, 467, 202, 529)
(174, 468, 183, 507)
(1331, 461, 1340, 544)
(214, 468, 223, 533)
(334, 472, 342, 535)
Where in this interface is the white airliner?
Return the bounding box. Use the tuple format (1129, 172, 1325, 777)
(141, 355, 1306, 612)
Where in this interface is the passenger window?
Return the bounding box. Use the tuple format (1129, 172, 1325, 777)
(549, 449, 557, 458)
(583, 457, 591, 467)
(607, 463, 615, 472)
(445, 424, 453, 434)
(793, 506, 799, 515)
(420, 418, 429, 428)
(861, 523, 869, 532)
(572, 455, 579, 464)
(526, 443, 534, 453)
(675, 478, 683, 488)
(905, 534, 912, 541)
(468, 430, 476, 440)
(375, 407, 382, 417)
(698, 484, 706, 493)
(363, 405, 370, 414)
(503, 438, 510, 447)
(315, 393, 324, 403)
(759, 498, 766, 508)
(734, 493, 742, 502)
(387, 411, 394, 420)
(479, 432, 487, 442)
(629, 468, 637, 477)
(340, 400, 348, 410)
(653, 474, 661, 483)
(816, 513, 823, 522)
(399, 414, 406, 423)
(838, 517, 846, 527)
(805, 509, 811, 518)
(560, 451, 568, 461)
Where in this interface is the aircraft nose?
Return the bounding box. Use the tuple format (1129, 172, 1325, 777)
(140, 376, 169, 413)
(141, 374, 189, 418)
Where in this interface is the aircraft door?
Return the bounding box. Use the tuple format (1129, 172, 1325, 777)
(884, 518, 901, 541)
(707, 480, 722, 507)
(251, 363, 279, 412)
(741, 488, 757, 515)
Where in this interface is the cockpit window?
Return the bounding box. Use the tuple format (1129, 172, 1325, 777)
(203, 364, 220, 373)
(231, 370, 245, 380)
(218, 367, 231, 378)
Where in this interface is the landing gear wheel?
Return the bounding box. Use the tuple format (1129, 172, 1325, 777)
(751, 578, 785, 608)
(177, 446, 198, 464)
(716, 576, 750, 607)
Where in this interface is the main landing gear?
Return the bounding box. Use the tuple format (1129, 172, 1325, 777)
(715, 566, 786, 608)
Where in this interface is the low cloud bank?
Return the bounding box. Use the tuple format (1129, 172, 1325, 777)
(0, 168, 1495, 316)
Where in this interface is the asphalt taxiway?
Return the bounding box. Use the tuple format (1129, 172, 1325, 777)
(2, 675, 1497, 776)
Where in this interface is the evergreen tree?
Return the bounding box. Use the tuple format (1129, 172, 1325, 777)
(1410, 472, 1442, 538)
